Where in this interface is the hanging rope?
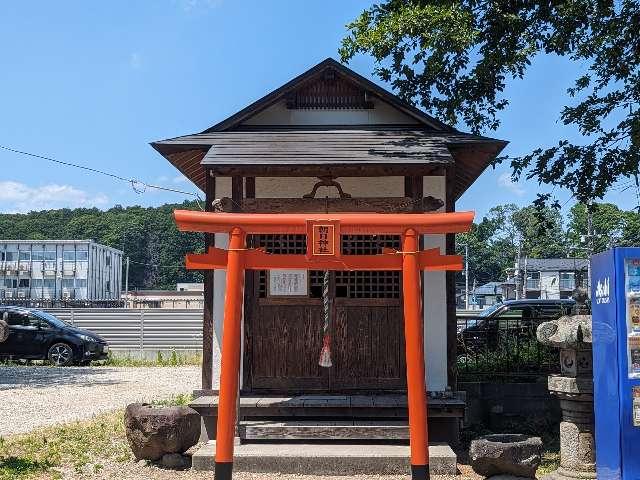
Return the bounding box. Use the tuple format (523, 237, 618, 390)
(318, 270, 332, 368)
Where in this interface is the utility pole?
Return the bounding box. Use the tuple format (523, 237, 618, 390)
(124, 256, 130, 309)
(464, 244, 469, 310)
(515, 241, 522, 300)
(586, 200, 594, 294)
(522, 256, 528, 299)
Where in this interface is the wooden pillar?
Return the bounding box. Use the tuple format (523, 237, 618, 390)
(402, 228, 430, 480)
(202, 170, 215, 390)
(215, 227, 246, 480)
(445, 167, 457, 391)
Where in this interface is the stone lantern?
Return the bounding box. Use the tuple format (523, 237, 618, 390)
(536, 312, 596, 479)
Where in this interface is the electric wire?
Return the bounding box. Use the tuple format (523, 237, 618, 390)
(0, 144, 204, 210)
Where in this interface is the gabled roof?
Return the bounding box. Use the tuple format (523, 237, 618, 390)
(526, 258, 589, 271)
(203, 58, 454, 133)
(151, 58, 508, 198)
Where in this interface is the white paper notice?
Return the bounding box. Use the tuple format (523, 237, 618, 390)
(269, 269, 308, 296)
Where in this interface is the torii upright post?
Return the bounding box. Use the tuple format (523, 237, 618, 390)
(174, 210, 474, 480)
(214, 227, 245, 480)
(402, 228, 429, 478)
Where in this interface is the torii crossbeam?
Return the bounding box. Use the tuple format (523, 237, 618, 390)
(174, 210, 474, 480)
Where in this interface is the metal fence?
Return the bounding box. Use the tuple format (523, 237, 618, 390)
(4, 299, 125, 309)
(46, 308, 203, 351)
(456, 312, 559, 380)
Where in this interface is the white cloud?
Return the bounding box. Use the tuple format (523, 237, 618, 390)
(173, 175, 189, 184)
(497, 172, 525, 197)
(129, 52, 142, 69)
(0, 181, 108, 213)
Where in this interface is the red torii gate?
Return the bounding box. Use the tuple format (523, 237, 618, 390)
(174, 210, 474, 480)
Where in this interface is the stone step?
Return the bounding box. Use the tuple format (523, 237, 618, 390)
(239, 419, 409, 440)
(191, 441, 457, 476)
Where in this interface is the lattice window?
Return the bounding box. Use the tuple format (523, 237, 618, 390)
(252, 234, 401, 300)
(249, 234, 306, 254)
(338, 235, 401, 299)
(251, 235, 324, 298)
(341, 235, 400, 255)
(335, 271, 400, 299)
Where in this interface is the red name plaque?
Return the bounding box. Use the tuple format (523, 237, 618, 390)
(307, 220, 340, 259)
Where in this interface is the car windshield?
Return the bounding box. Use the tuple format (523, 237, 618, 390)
(478, 303, 503, 318)
(33, 311, 68, 328)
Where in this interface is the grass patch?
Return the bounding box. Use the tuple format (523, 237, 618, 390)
(0, 410, 130, 480)
(0, 394, 193, 479)
(100, 350, 201, 367)
(538, 449, 561, 475)
(151, 393, 194, 406)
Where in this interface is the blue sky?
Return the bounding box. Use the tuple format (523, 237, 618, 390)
(0, 1, 635, 219)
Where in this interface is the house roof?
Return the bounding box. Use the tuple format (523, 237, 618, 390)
(525, 258, 589, 271)
(474, 282, 504, 296)
(151, 58, 507, 199)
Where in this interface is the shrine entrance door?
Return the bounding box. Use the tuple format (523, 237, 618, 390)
(244, 233, 407, 394)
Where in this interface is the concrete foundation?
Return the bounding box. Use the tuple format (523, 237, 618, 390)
(191, 441, 457, 475)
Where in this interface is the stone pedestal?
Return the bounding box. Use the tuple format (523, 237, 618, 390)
(537, 315, 596, 480)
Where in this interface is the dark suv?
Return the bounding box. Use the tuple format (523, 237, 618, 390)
(0, 307, 109, 366)
(457, 299, 576, 353)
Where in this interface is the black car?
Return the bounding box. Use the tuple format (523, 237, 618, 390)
(0, 307, 109, 366)
(457, 299, 576, 353)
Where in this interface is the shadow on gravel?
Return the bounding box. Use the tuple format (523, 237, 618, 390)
(0, 366, 123, 390)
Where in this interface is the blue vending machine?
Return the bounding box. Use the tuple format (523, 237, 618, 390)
(592, 248, 640, 479)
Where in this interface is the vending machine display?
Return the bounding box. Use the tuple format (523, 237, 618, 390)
(592, 248, 640, 479)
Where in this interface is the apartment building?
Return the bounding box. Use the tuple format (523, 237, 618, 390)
(0, 240, 123, 300)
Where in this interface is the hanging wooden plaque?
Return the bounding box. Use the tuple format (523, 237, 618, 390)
(306, 220, 340, 259)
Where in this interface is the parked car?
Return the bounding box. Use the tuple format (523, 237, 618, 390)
(0, 307, 109, 366)
(457, 299, 576, 353)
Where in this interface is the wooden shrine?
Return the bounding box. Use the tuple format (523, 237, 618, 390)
(152, 58, 507, 474)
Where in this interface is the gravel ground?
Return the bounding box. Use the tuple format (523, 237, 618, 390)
(0, 365, 200, 436)
(56, 459, 481, 480)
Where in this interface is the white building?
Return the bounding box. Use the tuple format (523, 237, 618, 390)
(0, 240, 123, 300)
(522, 258, 589, 299)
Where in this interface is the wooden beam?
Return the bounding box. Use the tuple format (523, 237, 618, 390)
(202, 170, 215, 390)
(210, 164, 446, 177)
(215, 197, 441, 213)
(231, 176, 243, 212)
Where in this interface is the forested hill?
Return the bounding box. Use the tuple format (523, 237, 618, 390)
(0, 201, 204, 290)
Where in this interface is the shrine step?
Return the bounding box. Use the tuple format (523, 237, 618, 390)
(191, 441, 457, 475)
(239, 419, 409, 441)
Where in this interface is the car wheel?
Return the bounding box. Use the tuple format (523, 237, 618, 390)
(47, 343, 74, 366)
(0, 319, 9, 343)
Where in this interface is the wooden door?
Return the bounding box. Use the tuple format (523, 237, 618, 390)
(244, 234, 406, 394)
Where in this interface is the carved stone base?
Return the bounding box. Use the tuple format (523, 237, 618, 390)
(545, 377, 596, 480)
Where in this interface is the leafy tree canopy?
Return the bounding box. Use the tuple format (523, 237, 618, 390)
(341, 1, 640, 204)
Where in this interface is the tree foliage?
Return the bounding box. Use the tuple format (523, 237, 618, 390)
(0, 201, 204, 290)
(341, 1, 640, 203)
(456, 201, 640, 287)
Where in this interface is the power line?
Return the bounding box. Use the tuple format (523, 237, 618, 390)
(0, 144, 204, 209)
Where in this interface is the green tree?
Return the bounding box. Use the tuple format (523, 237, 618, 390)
(341, 1, 640, 204)
(567, 203, 623, 254)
